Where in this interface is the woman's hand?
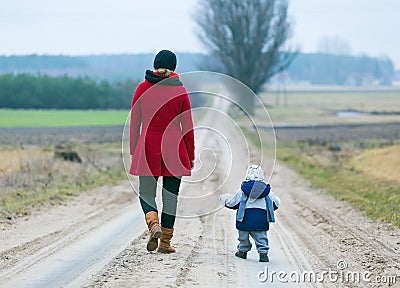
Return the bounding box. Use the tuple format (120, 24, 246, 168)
(190, 160, 195, 169)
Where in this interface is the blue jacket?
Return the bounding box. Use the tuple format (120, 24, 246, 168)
(224, 180, 279, 231)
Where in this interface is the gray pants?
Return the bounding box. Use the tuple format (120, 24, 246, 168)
(237, 230, 269, 254)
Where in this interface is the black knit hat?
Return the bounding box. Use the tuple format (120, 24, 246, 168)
(153, 50, 177, 71)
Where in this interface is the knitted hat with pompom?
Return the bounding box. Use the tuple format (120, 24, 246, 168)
(245, 165, 264, 181)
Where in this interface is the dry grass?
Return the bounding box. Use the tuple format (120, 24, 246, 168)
(0, 149, 48, 173)
(0, 143, 125, 220)
(276, 141, 400, 226)
(351, 146, 400, 182)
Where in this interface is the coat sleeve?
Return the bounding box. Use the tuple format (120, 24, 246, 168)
(269, 191, 281, 210)
(130, 83, 144, 155)
(180, 90, 195, 161)
(225, 189, 242, 209)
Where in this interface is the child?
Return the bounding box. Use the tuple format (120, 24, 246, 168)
(219, 165, 280, 262)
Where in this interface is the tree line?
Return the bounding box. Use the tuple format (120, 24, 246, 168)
(287, 53, 394, 86)
(0, 74, 137, 109)
(0, 53, 395, 86)
(0, 73, 206, 110)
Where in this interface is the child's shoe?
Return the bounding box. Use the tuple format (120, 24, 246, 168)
(259, 253, 269, 262)
(235, 250, 247, 259)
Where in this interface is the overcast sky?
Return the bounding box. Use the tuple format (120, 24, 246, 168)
(1, 0, 399, 68)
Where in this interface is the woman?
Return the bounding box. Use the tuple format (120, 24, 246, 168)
(130, 50, 195, 253)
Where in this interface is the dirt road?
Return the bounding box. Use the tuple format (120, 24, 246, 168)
(1, 97, 399, 287)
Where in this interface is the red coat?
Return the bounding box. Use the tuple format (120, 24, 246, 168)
(129, 72, 195, 176)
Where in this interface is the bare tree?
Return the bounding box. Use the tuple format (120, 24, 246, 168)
(195, 0, 295, 114)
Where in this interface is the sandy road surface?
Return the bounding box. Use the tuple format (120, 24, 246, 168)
(1, 97, 399, 287)
(0, 181, 142, 287)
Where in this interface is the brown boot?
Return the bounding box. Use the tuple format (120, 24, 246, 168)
(157, 227, 176, 253)
(145, 211, 162, 251)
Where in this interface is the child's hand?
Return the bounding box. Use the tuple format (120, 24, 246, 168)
(219, 193, 231, 204)
(269, 191, 281, 210)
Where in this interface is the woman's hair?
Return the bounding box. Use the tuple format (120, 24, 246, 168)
(156, 68, 172, 77)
